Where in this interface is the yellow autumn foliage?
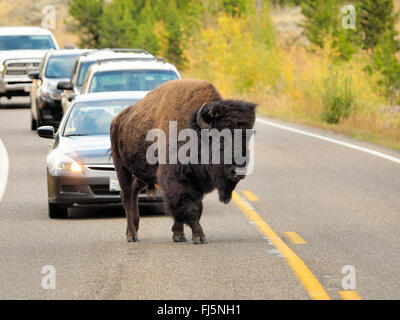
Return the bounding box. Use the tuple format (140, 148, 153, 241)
(185, 13, 282, 97)
(184, 11, 400, 150)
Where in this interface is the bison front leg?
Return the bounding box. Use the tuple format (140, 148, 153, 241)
(171, 220, 187, 242)
(164, 187, 207, 244)
(173, 201, 207, 244)
(189, 220, 207, 244)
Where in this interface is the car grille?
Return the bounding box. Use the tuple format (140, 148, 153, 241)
(7, 62, 40, 68)
(90, 184, 120, 195)
(6, 70, 26, 75)
(4, 60, 41, 77)
(60, 185, 79, 193)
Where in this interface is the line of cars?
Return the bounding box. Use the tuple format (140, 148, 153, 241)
(0, 26, 180, 218)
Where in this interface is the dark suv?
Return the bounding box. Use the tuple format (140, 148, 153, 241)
(29, 49, 88, 130)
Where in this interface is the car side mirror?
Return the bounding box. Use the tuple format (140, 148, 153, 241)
(28, 71, 40, 80)
(57, 81, 73, 90)
(37, 126, 55, 139)
(67, 93, 77, 102)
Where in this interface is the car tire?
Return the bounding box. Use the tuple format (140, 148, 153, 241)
(48, 203, 68, 219)
(31, 113, 37, 130)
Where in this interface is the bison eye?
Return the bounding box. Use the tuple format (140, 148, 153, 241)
(208, 110, 221, 118)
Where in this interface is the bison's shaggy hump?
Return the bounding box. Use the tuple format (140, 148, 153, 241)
(118, 78, 221, 133)
(110, 79, 256, 244)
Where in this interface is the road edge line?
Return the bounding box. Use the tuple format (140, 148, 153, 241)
(0, 138, 9, 202)
(256, 118, 400, 165)
(232, 191, 331, 300)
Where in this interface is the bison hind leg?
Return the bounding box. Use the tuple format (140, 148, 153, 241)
(115, 163, 146, 242)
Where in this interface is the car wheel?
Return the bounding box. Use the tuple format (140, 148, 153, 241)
(48, 203, 68, 219)
(31, 113, 37, 130)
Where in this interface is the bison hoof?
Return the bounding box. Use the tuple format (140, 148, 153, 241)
(192, 236, 208, 244)
(172, 234, 187, 242)
(127, 236, 140, 242)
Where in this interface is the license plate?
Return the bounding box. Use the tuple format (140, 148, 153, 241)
(109, 177, 121, 191)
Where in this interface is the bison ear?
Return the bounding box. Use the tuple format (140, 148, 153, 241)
(247, 102, 257, 110)
(240, 101, 257, 111)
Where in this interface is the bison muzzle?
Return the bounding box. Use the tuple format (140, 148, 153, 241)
(110, 79, 256, 244)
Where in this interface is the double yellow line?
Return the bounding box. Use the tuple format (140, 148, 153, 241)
(232, 191, 331, 300)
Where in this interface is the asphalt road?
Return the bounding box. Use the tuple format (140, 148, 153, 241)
(0, 97, 399, 300)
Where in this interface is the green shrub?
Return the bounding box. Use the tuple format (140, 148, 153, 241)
(322, 71, 353, 123)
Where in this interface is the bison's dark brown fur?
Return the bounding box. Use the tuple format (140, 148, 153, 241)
(110, 79, 256, 243)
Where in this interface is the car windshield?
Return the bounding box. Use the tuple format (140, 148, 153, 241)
(77, 61, 96, 87)
(89, 70, 178, 93)
(0, 35, 56, 50)
(45, 55, 79, 79)
(64, 100, 137, 136)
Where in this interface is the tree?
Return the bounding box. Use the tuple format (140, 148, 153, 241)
(99, 0, 137, 48)
(300, 0, 357, 60)
(358, 0, 400, 105)
(163, 0, 185, 67)
(149, 0, 201, 67)
(68, 0, 105, 48)
(68, 0, 201, 66)
(358, 0, 399, 50)
(135, 0, 160, 54)
(371, 32, 400, 106)
(301, 0, 337, 47)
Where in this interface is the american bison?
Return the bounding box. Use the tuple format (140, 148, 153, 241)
(110, 79, 256, 243)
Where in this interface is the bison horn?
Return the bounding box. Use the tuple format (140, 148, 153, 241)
(196, 103, 212, 129)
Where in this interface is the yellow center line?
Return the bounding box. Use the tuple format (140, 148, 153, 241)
(242, 190, 259, 202)
(338, 290, 362, 300)
(232, 191, 331, 300)
(284, 231, 307, 244)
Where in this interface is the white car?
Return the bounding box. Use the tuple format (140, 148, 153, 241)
(58, 49, 156, 114)
(0, 27, 59, 105)
(80, 58, 180, 95)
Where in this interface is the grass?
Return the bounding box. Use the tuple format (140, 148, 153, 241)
(257, 106, 400, 152)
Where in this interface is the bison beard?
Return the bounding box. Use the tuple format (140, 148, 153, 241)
(110, 79, 256, 244)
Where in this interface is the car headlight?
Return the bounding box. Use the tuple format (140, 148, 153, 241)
(47, 153, 83, 175)
(0, 64, 4, 72)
